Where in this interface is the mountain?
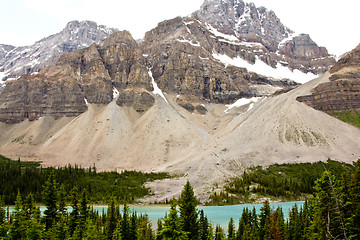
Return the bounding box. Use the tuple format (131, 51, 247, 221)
(0, 0, 357, 201)
(297, 44, 360, 112)
(140, 0, 335, 106)
(0, 31, 152, 123)
(193, 0, 335, 75)
(141, 17, 297, 105)
(0, 44, 15, 59)
(0, 20, 118, 81)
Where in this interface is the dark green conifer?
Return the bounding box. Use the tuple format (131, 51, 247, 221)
(69, 186, 80, 236)
(157, 219, 163, 240)
(179, 180, 199, 240)
(259, 200, 271, 240)
(227, 217, 235, 240)
(214, 225, 225, 240)
(120, 204, 131, 239)
(199, 210, 209, 240)
(349, 159, 360, 237)
(105, 198, 116, 240)
(43, 172, 58, 230)
(160, 198, 188, 240)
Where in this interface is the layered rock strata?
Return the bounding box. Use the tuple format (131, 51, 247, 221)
(297, 44, 360, 112)
(141, 17, 297, 104)
(0, 31, 153, 123)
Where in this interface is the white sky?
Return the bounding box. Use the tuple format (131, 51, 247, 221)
(0, 0, 359, 56)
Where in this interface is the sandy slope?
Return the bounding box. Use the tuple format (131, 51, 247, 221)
(144, 73, 360, 202)
(1, 73, 360, 202)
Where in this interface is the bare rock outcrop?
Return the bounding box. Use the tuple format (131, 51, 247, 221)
(193, 0, 335, 75)
(141, 17, 297, 104)
(0, 20, 118, 81)
(297, 44, 360, 112)
(0, 31, 153, 123)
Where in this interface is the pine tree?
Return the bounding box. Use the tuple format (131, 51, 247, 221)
(69, 186, 80, 236)
(259, 200, 271, 240)
(43, 172, 58, 230)
(157, 219, 163, 240)
(0, 197, 7, 238)
(73, 189, 89, 239)
(199, 210, 209, 240)
(207, 223, 215, 240)
(160, 199, 188, 240)
(286, 204, 301, 240)
(83, 218, 103, 240)
(214, 225, 225, 240)
(227, 217, 235, 240)
(27, 206, 43, 240)
(138, 214, 154, 240)
(120, 204, 132, 239)
(349, 159, 360, 237)
(299, 201, 311, 240)
(179, 180, 199, 240)
(310, 171, 347, 239)
(237, 207, 249, 239)
(10, 191, 24, 239)
(129, 211, 137, 240)
(269, 207, 284, 240)
(105, 198, 117, 240)
(57, 184, 67, 215)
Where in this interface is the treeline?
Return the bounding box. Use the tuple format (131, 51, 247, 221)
(0, 177, 202, 240)
(216, 159, 360, 239)
(0, 155, 170, 205)
(1, 161, 360, 239)
(208, 159, 354, 205)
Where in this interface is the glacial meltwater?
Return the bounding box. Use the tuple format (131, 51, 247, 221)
(7, 201, 304, 228)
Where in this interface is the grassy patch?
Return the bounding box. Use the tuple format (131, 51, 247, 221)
(331, 111, 360, 128)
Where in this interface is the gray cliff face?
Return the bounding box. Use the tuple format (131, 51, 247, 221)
(297, 44, 360, 112)
(0, 20, 118, 80)
(0, 44, 15, 60)
(0, 31, 154, 123)
(194, 0, 290, 52)
(193, 0, 335, 73)
(0, 0, 337, 122)
(141, 17, 298, 104)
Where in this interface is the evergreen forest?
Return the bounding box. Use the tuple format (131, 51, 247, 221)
(1, 155, 360, 239)
(207, 159, 354, 205)
(0, 155, 170, 205)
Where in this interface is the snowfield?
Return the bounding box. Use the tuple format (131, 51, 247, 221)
(212, 53, 318, 84)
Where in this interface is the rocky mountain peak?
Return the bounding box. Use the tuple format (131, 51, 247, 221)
(190, 0, 335, 79)
(0, 30, 154, 123)
(194, 0, 292, 52)
(0, 44, 15, 59)
(0, 20, 118, 81)
(100, 30, 137, 48)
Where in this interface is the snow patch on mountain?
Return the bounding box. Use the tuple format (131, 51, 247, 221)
(176, 39, 201, 47)
(224, 96, 261, 113)
(212, 53, 317, 84)
(148, 68, 168, 103)
(0, 20, 118, 81)
(0, 72, 7, 81)
(113, 87, 120, 99)
(206, 23, 239, 42)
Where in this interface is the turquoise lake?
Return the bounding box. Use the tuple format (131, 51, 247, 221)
(120, 201, 304, 227)
(8, 201, 304, 227)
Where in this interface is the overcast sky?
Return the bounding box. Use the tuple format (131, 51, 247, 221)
(0, 0, 358, 56)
